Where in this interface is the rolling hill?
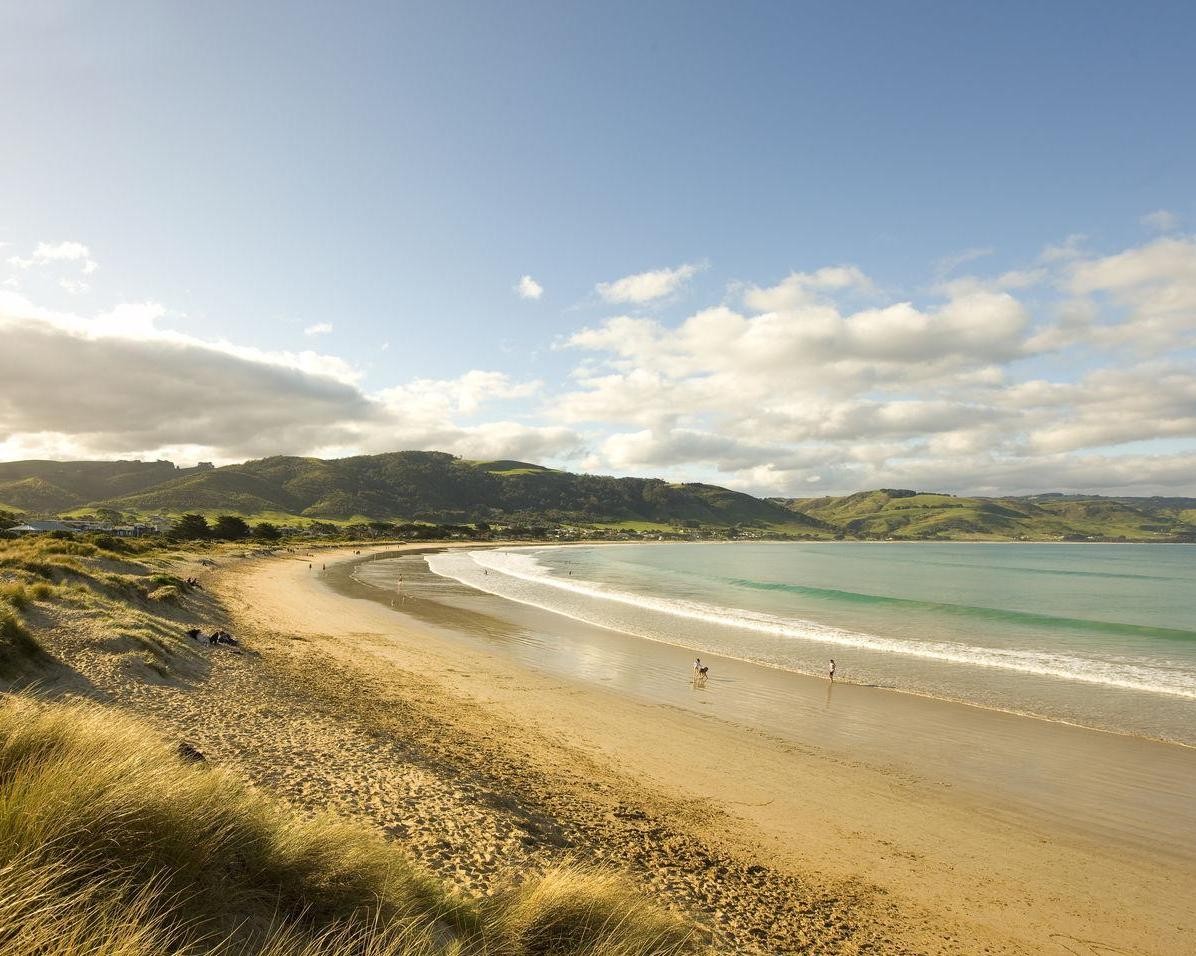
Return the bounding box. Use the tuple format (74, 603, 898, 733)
(76, 451, 824, 531)
(775, 488, 1196, 540)
(0, 460, 208, 514)
(1, 454, 1193, 540)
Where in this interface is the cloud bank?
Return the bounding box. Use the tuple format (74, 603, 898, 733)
(2, 228, 1194, 497)
(0, 290, 580, 467)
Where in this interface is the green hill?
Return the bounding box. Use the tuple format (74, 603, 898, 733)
(776, 488, 1196, 540)
(0, 460, 203, 513)
(75, 451, 824, 531)
(1, 454, 1192, 539)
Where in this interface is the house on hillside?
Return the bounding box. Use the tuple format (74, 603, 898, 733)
(67, 521, 114, 533)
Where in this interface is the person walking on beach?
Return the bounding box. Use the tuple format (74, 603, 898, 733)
(828, 658, 836, 682)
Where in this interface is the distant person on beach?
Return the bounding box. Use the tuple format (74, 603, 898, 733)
(828, 659, 836, 682)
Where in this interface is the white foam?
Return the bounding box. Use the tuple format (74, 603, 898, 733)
(425, 548, 1196, 701)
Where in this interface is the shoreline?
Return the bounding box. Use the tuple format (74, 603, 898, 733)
(196, 544, 1196, 954)
(350, 543, 1196, 750)
(337, 547, 1196, 866)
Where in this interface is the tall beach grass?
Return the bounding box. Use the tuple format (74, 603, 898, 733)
(0, 696, 695, 956)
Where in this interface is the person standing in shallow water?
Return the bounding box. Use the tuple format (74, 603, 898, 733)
(828, 659, 836, 682)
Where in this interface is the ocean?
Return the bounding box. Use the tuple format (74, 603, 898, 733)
(410, 542, 1196, 746)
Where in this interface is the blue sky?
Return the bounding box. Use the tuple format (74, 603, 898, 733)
(2, 1, 1194, 495)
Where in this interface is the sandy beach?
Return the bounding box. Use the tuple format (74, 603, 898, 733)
(114, 544, 1196, 955)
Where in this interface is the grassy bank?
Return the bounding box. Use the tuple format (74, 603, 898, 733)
(0, 696, 694, 955)
(0, 538, 696, 955)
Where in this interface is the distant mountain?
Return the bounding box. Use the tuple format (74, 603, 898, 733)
(774, 488, 1196, 540)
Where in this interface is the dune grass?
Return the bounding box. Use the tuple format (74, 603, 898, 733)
(0, 535, 696, 954)
(0, 696, 696, 956)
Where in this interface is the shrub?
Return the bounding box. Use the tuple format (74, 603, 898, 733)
(488, 867, 693, 956)
(253, 521, 283, 542)
(212, 515, 252, 540)
(0, 613, 49, 679)
(147, 585, 182, 603)
(29, 583, 55, 601)
(90, 534, 130, 554)
(168, 514, 211, 541)
(1, 583, 30, 611)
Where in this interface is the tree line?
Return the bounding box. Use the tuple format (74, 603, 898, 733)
(168, 514, 282, 542)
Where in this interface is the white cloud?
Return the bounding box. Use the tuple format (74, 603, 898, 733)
(933, 267, 1047, 298)
(934, 247, 994, 275)
(1064, 237, 1196, 351)
(515, 275, 543, 300)
(596, 262, 702, 304)
(1040, 233, 1087, 263)
(8, 240, 99, 276)
(743, 265, 873, 312)
(304, 322, 333, 336)
(378, 370, 541, 418)
(33, 241, 92, 263)
(0, 293, 577, 466)
(549, 233, 1196, 495)
(1141, 209, 1180, 233)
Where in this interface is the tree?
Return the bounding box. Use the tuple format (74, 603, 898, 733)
(212, 515, 251, 540)
(252, 521, 282, 542)
(169, 514, 210, 541)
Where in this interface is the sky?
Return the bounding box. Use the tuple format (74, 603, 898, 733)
(1, 0, 1194, 497)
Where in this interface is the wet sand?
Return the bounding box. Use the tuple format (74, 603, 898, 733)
(165, 545, 1196, 954)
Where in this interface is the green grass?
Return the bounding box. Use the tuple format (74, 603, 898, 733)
(0, 696, 696, 956)
(591, 520, 679, 533)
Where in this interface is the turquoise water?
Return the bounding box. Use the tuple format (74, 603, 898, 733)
(424, 542, 1196, 745)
